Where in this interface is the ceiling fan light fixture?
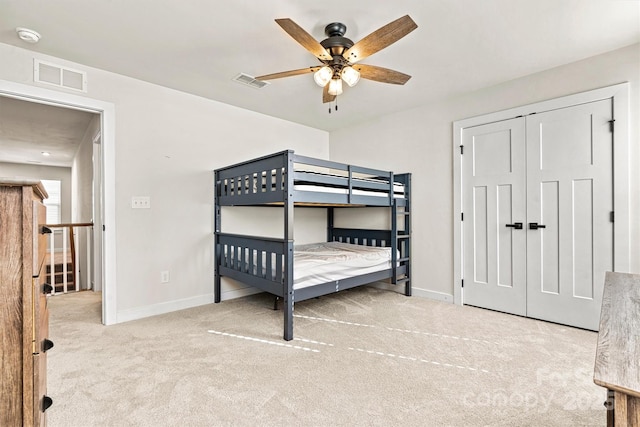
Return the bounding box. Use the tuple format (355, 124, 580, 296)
(328, 78, 343, 96)
(313, 66, 333, 87)
(341, 66, 360, 87)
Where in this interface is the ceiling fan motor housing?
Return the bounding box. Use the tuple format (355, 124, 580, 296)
(321, 22, 353, 57)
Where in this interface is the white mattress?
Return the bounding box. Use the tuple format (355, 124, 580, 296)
(225, 241, 396, 290)
(294, 184, 404, 199)
(293, 241, 394, 289)
(241, 169, 404, 198)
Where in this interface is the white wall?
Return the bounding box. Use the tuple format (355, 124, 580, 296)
(0, 42, 330, 321)
(72, 114, 99, 223)
(71, 113, 100, 289)
(0, 162, 72, 223)
(329, 43, 640, 300)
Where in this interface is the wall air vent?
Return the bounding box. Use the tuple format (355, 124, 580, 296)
(34, 59, 87, 92)
(232, 73, 269, 89)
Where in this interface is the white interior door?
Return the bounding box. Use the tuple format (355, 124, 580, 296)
(462, 117, 527, 315)
(461, 98, 614, 330)
(525, 99, 613, 330)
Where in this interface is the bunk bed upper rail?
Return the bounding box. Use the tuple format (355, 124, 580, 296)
(215, 150, 290, 175)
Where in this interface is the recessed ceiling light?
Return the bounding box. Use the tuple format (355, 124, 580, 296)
(41, 151, 51, 156)
(16, 27, 41, 44)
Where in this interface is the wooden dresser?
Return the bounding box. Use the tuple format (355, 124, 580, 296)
(0, 179, 53, 427)
(594, 272, 640, 427)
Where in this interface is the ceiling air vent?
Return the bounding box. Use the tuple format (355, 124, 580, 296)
(34, 59, 87, 92)
(233, 73, 269, 89)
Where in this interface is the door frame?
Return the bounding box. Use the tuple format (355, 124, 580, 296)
(453, 83, 630, 306)
(0, 79, 117, 325)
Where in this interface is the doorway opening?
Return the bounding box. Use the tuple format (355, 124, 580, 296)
(0, 79, 116, 325)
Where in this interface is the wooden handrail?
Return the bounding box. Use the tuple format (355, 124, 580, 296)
(69, 226, 77, 277)
(43, 222, 94, 228)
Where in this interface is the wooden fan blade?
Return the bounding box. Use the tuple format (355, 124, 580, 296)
(275, 18, 333, 61)
(256, 67, 321, 81)
(343, 15, 417, 64)
(353, 64, 411, 85)
(323, 84, 335, 103)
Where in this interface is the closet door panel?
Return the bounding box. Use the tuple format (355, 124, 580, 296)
(525, 98, 613, 330)
(462, 117, 526, 315)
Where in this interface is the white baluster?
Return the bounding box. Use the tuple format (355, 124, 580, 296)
(62, 227, 68, 293)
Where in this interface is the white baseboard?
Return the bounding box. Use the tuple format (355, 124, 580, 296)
(412, 287, 453, 303)
(117, 283, 454, 323)
(117, 293, 215, 323)
(369, 281, 453, 303)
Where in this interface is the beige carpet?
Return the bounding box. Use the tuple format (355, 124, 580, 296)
(47, 288, 607, 426)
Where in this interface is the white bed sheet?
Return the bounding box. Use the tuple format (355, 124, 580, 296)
(293, 241, 394, 289)
(225, 241, 396, 290)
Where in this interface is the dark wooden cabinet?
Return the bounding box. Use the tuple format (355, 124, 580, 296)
(0, 179, 52, 427)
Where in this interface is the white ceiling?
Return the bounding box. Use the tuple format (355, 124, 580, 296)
(0, 96, 97, 167)
(0, 0, 638, 166)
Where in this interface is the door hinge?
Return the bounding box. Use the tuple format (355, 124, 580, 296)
(461, 212, 464, 221)
(461, 279, 464, 288)
(103, 224, 106, 231)
(609, 119, 615, 133)
(460, 145, 464, 155)
(610, 211, 614, 223)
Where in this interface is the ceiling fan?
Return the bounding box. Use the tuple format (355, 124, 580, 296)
(255, 15, 418, 109)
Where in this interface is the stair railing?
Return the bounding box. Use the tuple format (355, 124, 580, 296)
(43, 222, 94, 295)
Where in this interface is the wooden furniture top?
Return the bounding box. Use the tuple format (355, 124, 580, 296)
(594, 271, 640, 398)
(0, 178, 48, 199)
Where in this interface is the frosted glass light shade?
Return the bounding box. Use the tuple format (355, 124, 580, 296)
(313, 66, 333, 87)
(328, 78, 343, 96)
(341, 66, 360, 87)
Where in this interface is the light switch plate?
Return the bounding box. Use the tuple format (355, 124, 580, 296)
(131, 196, 150, 209)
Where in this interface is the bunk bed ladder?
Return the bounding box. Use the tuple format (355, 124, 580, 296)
(392, 175, 411, 296)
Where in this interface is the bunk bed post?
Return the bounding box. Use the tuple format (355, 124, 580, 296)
(327, 207, 334, 242)
(404, 173, 412, 296)
(283, 151, 295, 341)
(391, 199, 398, 284)
(214, 171, 222, 303)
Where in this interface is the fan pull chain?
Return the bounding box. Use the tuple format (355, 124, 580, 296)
(328, 96, 339, 114)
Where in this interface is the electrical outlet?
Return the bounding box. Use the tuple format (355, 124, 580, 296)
(160, 271, 170, 283)
(131, 196, 151, 209)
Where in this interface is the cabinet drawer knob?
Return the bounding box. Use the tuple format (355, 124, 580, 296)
(43, 283, 53, 294)
(43, 396, 53, 412)
(43, 339, 54, 352)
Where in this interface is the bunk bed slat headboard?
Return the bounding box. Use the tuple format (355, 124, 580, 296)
(328, 228, 392, 247)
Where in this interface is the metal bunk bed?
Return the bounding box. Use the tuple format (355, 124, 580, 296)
(214, 150, 411, 340)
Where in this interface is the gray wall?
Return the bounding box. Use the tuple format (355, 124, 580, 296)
(1, 42, 330, 321)
(329, 43, 640, 300)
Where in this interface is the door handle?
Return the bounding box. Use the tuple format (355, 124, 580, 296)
(529, 223, 546, 230)
(505, 222, 523, 230)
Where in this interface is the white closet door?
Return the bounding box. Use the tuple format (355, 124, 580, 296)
(462, 118, 527, 315)
(525, 99, 613, 330)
